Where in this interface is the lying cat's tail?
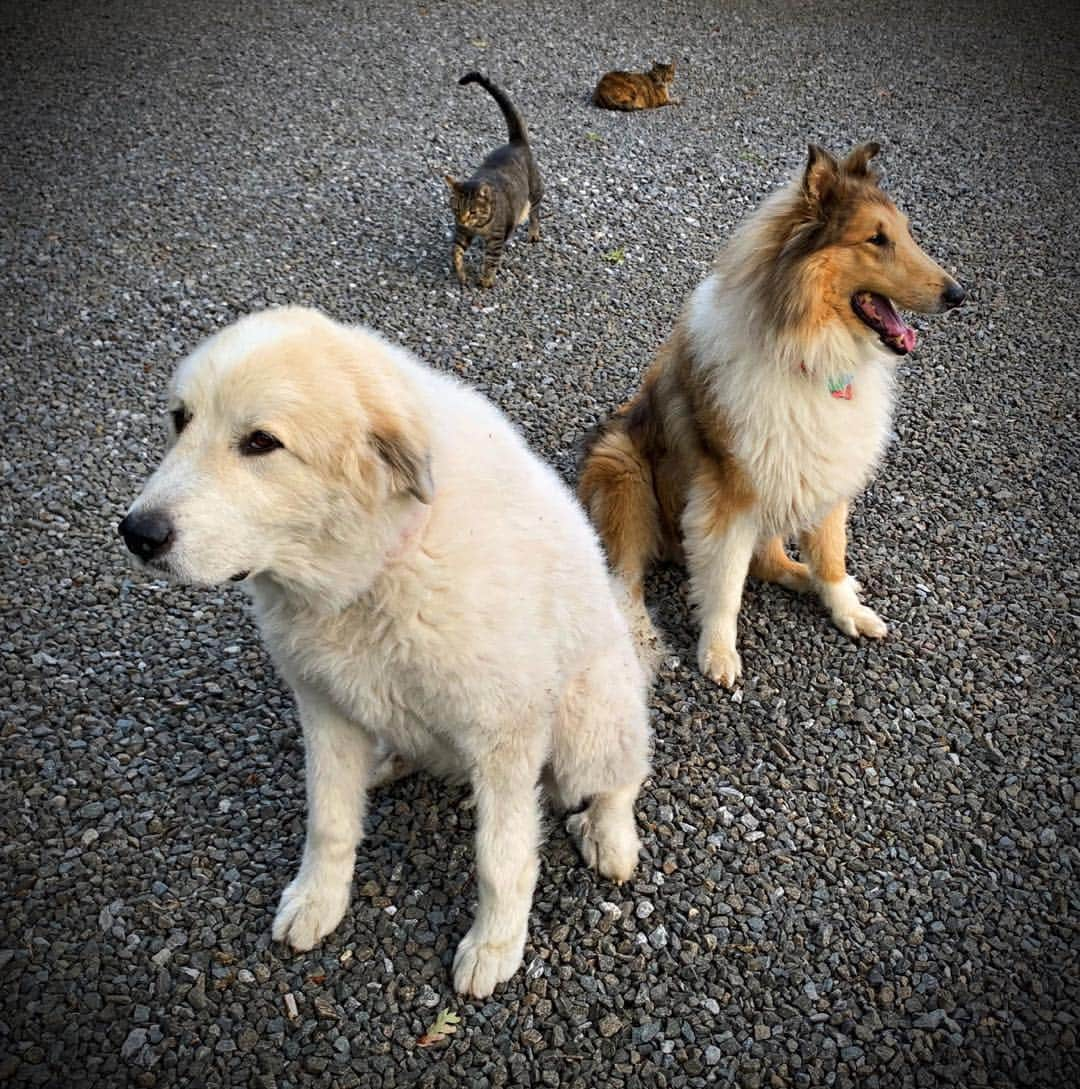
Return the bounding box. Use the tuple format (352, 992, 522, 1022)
(458, 72, 528, 144)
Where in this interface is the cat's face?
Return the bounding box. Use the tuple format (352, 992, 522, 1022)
(445, 176, 495, 229)
(650, 63, 675, 85)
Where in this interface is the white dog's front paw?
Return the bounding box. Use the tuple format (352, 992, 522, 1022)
(452, 925, 525, 998)
(567, 808, 640, 885)
(272, 874, 351, 952)
(698, 636, 742, 689)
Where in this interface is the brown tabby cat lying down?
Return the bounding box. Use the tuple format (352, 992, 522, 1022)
(593, 62, 679, 111)
(445, 72, 544, 289)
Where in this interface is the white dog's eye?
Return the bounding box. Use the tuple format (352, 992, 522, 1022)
(241, 430, 283, 456)
(171, 406, 191, 434)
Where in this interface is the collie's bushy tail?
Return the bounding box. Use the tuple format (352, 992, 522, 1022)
(579, 414, 659, 592)
(579, 409, 666, 676)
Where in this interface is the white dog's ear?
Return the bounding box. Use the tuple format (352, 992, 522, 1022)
(372, 429, 434, 504)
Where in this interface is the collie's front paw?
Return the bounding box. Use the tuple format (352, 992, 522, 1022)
(819, 576, 888, 640)
(452, 926, 525, 998)
(832, 604, 888, 640)
(272, 874, 350, 952)
(698, 637, 742, 689)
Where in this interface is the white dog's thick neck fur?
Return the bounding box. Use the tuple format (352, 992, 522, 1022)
(686, 270, 896, 537)
(125, 308, 650, 998)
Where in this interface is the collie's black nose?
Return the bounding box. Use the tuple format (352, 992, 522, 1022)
(942, 281, 966, 309)
(119, 510, 174, 561)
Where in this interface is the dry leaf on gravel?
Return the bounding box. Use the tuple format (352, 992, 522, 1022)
(417, 1008, 461, 1048)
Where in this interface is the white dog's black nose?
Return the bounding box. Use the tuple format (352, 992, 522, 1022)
(119, 510, 174, 562)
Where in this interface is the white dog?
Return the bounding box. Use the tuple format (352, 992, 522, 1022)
(120, 307, 650, 997)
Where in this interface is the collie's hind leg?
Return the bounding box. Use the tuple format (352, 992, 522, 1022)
(555, 645, 649, 884)
(800, 501, 887, 639)
(750, 536, 813, 593)
(683, 469, 757, 688)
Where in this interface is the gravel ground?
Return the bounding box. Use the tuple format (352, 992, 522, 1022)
(3, 1, 1078, 1086)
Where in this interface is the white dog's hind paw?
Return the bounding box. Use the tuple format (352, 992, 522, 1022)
(367, 749, 416, 789)
(452, 926, 525, 998)
(698, 637, 742, 689)
(272, 875, 350, 952)
(567, 807, 640, 885)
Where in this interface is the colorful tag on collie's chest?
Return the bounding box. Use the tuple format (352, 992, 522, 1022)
(827, 372, 854, 400)
(799, 363, 855, 400)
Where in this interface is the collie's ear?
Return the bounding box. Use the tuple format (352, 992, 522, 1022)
(372, 429, 434, 504)
(843, 141, 882, 178)
(803, 144, 839, 207)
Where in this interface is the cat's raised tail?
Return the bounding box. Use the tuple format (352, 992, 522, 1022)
(458, 72, 528, 145)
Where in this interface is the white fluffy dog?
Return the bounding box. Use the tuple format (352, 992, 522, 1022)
(120, 307, 651, 997)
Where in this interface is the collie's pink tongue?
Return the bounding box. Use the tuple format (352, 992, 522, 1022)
(857, 292, 917, 353)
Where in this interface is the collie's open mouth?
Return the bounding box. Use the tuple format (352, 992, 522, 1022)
(852, 292, 917, 355)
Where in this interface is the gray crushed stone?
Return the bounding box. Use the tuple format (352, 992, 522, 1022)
(2, 1, 1078, 1087)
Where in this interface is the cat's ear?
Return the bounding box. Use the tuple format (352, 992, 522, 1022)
(444, 174, 461, 192)
(803, 144, 840, 208)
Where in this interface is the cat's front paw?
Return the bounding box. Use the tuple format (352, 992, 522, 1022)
(478, 273, 497, 289)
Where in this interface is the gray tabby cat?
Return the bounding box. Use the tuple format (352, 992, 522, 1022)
(445, 72, 544, 288)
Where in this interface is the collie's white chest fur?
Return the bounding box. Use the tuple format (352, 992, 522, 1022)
(688, 274, 896, 534)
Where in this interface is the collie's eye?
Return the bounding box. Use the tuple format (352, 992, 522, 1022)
(241, 430, 282, 456)
(171, 406, 191, 434)
(868, 231, 889, 247)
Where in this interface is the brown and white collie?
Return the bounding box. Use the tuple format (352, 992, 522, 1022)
(579, 142, 966, 688)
